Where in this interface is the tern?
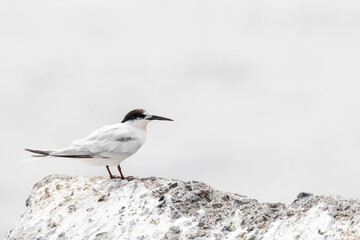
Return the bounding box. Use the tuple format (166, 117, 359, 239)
(25, 109, 173, 179)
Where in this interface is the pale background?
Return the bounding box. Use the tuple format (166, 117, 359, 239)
(1, 0, 360, 237)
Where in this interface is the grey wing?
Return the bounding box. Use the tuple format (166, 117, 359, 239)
(50, 125, 141, 159)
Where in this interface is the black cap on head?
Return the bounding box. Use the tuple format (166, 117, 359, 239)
(121, 109, 146, 123)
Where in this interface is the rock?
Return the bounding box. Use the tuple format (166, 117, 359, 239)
(294, 192, 314, 202)
(6, 174, 360, 240)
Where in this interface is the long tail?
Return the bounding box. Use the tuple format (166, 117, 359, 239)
(25, 148, 53, 157)
(24, 148, 93, 158)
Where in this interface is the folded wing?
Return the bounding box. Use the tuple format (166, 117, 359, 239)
(50, 123, 141, 159)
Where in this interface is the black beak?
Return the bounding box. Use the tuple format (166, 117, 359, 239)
(148, 115, 173, 121)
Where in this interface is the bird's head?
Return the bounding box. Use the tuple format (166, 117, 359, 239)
(121, 109, 173, 129)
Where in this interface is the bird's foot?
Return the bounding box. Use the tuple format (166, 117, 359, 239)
(109, 175, 126, 180)
(109, 175, 120, 179)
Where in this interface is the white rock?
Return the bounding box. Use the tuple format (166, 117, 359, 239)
(6, 175, 360, 240)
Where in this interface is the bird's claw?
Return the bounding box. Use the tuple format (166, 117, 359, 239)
(110, 175, 125, 180)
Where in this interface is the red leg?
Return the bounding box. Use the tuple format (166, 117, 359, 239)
(117, 165, 125, 180)
(106, 165, 119, 179)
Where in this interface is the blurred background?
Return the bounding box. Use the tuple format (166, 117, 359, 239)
(2, 0, 360, 237)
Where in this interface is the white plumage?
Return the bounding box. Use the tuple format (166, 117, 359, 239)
(25, 109, 173, 179)
(50, 122, 145, 165)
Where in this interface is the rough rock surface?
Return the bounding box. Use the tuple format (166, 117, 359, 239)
(6, 175, 360, 240)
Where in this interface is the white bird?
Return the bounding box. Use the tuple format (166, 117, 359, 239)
(25, 109, 173, 179)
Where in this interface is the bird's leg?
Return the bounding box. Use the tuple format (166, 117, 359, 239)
(106, 165, 119, 179)
(117, 165, 125, 180)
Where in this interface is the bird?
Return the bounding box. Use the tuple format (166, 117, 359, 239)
(25, 109, 173, 179)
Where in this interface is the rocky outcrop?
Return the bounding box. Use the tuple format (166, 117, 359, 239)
(6, 175, 360, 240)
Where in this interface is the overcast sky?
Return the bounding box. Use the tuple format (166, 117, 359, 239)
(2, 0, 360, 237)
